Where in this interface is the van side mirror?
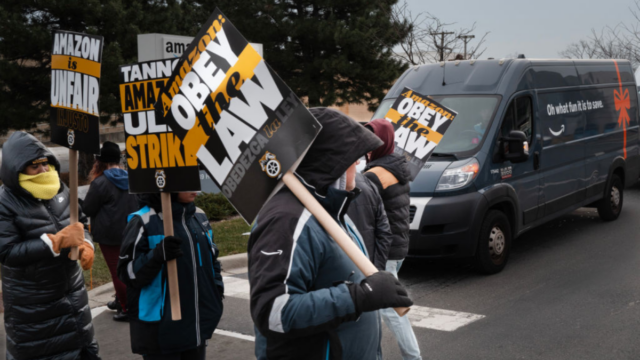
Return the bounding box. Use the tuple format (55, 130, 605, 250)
(502, 130, 529, 163)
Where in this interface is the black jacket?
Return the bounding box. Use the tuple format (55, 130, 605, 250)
(83, 172, 139, 246)
(347, 172, 392, 270)
(117, 195, 224, 355)
(0, 131, 99, 360)
(250, 108, 384, 360)
(364, 153, 411, 260)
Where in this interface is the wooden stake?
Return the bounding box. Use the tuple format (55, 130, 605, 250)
(282, 171, 410, 317)
(69, 149, 79, 261)
(161, 192, 182, 321)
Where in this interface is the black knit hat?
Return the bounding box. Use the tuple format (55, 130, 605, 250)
(96, 141, 121, 163)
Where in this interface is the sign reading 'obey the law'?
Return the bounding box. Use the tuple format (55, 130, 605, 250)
(154, 9, 321, 222)
(384, 88, 457, 180)
(50, 30, 103, 154)
(120, 59, 202, 193)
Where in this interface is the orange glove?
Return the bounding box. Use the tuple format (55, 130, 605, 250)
(77, 240, 94, 270)
(42, 223, 84, 255)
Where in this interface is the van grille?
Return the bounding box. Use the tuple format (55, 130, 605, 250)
(409, 205, 417, 223)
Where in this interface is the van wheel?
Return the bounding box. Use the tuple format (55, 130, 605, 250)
(474, 210, 511, 274)
(597, 174, 623, 221)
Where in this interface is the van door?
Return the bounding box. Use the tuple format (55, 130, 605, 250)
(491, 94, 542, 227)
(537, 90, 587, 217)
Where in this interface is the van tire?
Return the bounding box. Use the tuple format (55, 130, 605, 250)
(597, 174, 623, 221)
(474, 210, 511, 274)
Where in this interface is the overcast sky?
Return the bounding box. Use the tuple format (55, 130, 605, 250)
(405, 0, 639, 59)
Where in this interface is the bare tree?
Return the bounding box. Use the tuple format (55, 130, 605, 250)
(560, 2, 640, 70)
(388, 0, 489, 65)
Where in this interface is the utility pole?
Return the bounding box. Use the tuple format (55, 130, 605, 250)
(430, 31, 455, 61)
(458, 34, 475, 59)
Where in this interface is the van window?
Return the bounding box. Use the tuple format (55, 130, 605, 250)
(499, 97, 533, 144)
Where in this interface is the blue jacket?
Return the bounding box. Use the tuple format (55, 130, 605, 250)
(249, 174, 381, 360)
(117, 199, 223, 355)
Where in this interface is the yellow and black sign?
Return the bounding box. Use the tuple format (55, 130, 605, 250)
(50, 30, 103, 154)
(119, 59, 201, 193)
(384, 88, 457, 180)
(154, 8, 321, 222)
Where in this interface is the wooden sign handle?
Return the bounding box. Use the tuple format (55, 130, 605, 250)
(69, 149, 79, 261)
(282, 171, 410, 317)
(161, 192, 182, 321)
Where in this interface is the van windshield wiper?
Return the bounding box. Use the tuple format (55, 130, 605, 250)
(430, 152, 458, 160)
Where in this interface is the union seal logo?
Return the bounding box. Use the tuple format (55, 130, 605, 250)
(155, 170, 167, 189)
(67, 129, 75, 146)
(259, 151, 281, 178)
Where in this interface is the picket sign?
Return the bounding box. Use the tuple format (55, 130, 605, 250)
(282, 171, 409, 317)
(160, 193, 182, 320)
(68, 150, 79, 260)
(50, 30, 104, 260)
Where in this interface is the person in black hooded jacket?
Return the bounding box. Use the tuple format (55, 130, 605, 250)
(83, 141, 139, 321)
(364, 119, 421, 360)
(117, 192, 224, 359)
(347, 171, 393, 270)
(0, 131, 100, 360)
(249, 108, 413, 360)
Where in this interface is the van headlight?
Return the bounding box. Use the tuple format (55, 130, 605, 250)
(436, 158, 480, 191)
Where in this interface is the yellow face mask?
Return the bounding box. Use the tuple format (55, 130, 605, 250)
(19, 165, 60, 200)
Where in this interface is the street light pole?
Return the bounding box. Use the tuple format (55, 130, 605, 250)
(430, 31, 455, 61)
(458, 35, 475, 59)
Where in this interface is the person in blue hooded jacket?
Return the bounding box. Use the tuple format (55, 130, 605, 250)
(83, 141, 139, 321)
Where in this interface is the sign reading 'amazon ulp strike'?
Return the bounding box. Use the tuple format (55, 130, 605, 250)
(154, 9, 321, 222)
(50, 30, 103, 154)
(119, 59, 202, 193)
(384, 88, 457, 180)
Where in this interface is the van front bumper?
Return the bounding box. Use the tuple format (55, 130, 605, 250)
(407, 192, 488, 258)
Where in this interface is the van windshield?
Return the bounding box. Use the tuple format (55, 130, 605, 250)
(371, 95, 501, 157)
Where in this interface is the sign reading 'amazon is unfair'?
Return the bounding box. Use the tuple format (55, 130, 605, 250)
(50, 30, 103, 154)
(384, 88, 457, 180)
(153, 9, 321, 222)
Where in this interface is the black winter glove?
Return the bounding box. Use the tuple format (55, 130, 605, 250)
(153, 236, 183, 262)
(347, 271, 413, 313)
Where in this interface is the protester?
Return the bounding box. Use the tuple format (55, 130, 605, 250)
(117, 191, 224, 360)
(83, 141, 139, 321)
(249, 108, 413, 360)
(347, 169, 393, 270)
(364, 119, 421, 360)
(0, 131, 99, 360)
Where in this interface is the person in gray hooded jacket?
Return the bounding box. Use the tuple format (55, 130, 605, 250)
(249, 108, 413, 360)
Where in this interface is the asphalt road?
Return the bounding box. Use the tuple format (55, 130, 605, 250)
(2, 184, 640, 359)
(218, 183, 640, 360)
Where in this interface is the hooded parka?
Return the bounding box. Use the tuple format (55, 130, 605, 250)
(117, 194, 224, 355)
(0, 131, 99, 360)
(249, 108, 385, 360)
(364, 153, 412, 260)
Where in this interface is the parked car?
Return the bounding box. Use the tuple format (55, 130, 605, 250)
(372, 58, 640, 274)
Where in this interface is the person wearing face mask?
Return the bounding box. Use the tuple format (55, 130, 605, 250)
(249, 108, 413, 360)
(117, 191, 224, 360)
(0, 131, 99, 360)
(364, 119, 421, 360)
(83, 141, 139, 321)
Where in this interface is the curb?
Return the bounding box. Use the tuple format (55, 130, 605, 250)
(219, 252, 248, 273)
(86, 253, 248, 303)
(87, 281, 114, 298)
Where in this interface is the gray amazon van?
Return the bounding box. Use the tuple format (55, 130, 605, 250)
(372, 58, 640, 274)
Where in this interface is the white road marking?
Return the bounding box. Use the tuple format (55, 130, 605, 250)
(406, 305, 485, 331)
(222, 276, 485, 331)
(91, 306, 109, 318)
(223, 276, 251, 300)
(214, 329, 255, 342)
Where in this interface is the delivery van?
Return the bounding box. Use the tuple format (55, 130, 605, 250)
(372, 58, 640, 274)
